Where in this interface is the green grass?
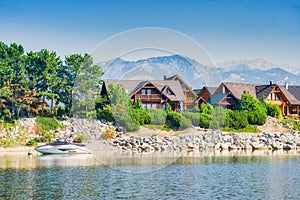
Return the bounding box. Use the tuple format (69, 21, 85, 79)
(0, 119, 16, 130)
(222, 125, 260, 133)
(144, 124, 171, 131)
(0, 138, 19, 148)
(281, 119, 300, 131)
(36, 116, 64, 133)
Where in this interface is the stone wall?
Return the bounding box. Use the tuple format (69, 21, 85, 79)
(109, 130, 300, 153)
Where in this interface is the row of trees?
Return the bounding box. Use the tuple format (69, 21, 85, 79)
(0, 41, 103, 119)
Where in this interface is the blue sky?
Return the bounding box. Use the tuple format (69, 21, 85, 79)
(1, 0, 300, 66)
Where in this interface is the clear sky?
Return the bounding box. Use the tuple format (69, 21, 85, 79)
(1, 0, 300, 66)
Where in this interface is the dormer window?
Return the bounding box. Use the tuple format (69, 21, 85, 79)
(167, 89, 172, 95)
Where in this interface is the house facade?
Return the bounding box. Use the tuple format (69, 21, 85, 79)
(194, 86, 217, 106)
(210, 81, 300, 117)
(101, 79, 185, 112)
(164, 75, 198, 109)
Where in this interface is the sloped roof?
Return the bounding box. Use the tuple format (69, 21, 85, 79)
(193, 89, 201, 94)
(222, 82, 261, 100)
(165, 74, 197, 97)
(103, 79, 185, 102)
(205, 86, 217, 95)
(255, 84, 276, 100)
(212, 81, 300, 106)
(194, 87, 217, 96)
(209, 93, 229, 105)
(287, 85, 300, 101)
(103, 79, 143, 96)
(278, 85, 300, 105)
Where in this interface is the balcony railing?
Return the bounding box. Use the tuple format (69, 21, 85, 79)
(136, 94, 161, 100)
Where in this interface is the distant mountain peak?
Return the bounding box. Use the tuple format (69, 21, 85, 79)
(99, 54, 300, 87)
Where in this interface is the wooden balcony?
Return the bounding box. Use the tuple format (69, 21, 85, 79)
(136, 94, 161, 100)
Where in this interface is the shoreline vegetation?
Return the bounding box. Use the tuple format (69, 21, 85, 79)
(0, 116, 300, 155)
(1, 41, 300, 155)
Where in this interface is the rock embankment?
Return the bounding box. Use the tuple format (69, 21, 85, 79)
(0, 118, 123, 145)
(109, 130, 300, 153)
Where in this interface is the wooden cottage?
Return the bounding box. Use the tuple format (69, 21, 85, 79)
(194, 86, 217, 106)
(101, 79, 185, 112)
(210, 81, 300, 117)
(210, 82, 259, 109)
(164, 75, 198, 109)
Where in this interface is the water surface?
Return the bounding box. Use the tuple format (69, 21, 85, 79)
(1, 150, 300, 199)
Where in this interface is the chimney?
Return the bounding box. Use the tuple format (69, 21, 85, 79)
(285, 82, 289, 90)
(270, 81, 273, 85)
(164, 75, 167, 80)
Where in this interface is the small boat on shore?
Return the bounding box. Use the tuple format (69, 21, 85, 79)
(35, 134, 90, 154)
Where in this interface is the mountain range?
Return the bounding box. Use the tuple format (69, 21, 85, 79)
(100, 55, 300, 89)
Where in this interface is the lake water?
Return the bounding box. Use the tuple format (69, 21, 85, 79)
(1, 150, 300, 199)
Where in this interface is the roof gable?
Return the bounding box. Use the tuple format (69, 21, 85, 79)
(165, 74, 197, 97)
(223, 82, 260, 100)
(103, 79, 185, 102)
(287, 85, 300, 101)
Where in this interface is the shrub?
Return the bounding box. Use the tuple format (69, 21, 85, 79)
(73, 135, 88, 143)
(112, 104, 140, 132)
(166, 111, 182, 130)
(26, 138, 39, 146)
(148, 109, 167, 125)
(248, 103, 267, 125)
(38, 107, 52, 115)
(97, 104, 114, 122)
(210, 106, 226, 129)
(199, 113, 211, 128)
(57, 106, 66, 117)
(237, 92, 267, 125)
(41, 131, 56, 143)
(131, 109, 150, 125)
(225, 110, 248, 129)
(182, 112, 199, 126)
(266, 103, 282, 118)
(1, 138, 18, 147)
(103, 129, 116, 139)
(179, 115, 192, 130)
(200, 103, 213, 115)
(0, 119, 16, 130)
(36, 116, 64, 133)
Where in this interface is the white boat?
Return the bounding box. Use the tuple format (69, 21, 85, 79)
(35, 135, 90, 154)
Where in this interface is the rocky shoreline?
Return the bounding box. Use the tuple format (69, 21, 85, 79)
(1, 117, 300, 154)
(108, 130, 300, 153)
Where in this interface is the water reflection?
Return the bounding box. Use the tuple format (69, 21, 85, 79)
(1, 150, 300, 199)
(1, 149, 300, 170)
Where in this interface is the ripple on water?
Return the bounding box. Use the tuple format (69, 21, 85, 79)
(1, 152, 300, 199)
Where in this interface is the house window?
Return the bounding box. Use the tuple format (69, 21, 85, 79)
(167, 89, 172, 95)
(142, 104, 147, 109)
(147, 89, 152, 94)
(267, 93, 281, 100)
(142, 89, 146, 95)
(152, 104, 157, 109)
